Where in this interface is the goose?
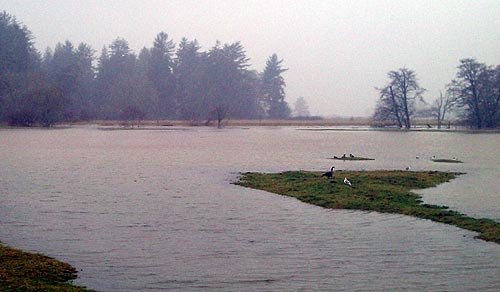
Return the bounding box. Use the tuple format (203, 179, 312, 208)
(343, 177, 352, 186)
(322, 166, 335, 178)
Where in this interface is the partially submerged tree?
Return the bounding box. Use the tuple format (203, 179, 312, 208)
(448, 58, 500, 129)
(431, 91, 456, 129)
(374, 68, 424, 128)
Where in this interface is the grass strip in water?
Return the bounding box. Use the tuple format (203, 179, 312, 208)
(0, 242, 94, 291)
(330, 157, 375, 161)
(431, 158, 463, 163)
(236, 170, 500, 244)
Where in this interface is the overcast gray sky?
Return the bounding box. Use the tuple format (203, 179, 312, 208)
(2, 0, 500, 117)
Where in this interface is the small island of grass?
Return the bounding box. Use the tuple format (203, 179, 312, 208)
(432, 158, 463, 163)
(236, 170, 500, 244)
(0, 242, 93, 291)
(330, 156, 375, 161)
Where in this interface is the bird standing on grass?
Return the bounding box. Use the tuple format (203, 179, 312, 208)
(343, 177, 352, 186)
(322, 166, 335, 178)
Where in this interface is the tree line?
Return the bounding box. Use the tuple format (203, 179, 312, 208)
(0, 11, 291, 127)
(374, 59, 500, 129)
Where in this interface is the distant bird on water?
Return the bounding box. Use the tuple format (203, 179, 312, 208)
(343, 177, 352, 186)
(349, 153, 355, 158)
(322, 166, 335, 178)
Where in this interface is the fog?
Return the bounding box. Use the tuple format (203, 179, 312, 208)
(3, 0, 500, 117)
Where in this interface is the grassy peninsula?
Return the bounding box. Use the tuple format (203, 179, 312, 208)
(0, 243, 93, 291)
(236, 170, 500, 244)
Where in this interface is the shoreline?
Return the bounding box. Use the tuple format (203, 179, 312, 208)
(0, 242, 93, 291)
(3, 119, 500, 133)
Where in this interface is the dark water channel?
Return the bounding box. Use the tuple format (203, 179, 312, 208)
(1, 127, 499, 291)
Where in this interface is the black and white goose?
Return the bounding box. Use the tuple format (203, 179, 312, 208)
(322, 166, 335, 178)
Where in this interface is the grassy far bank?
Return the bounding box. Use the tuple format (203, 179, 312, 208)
(236, 170, 500, 244)
(0, 243, 93, 292)
(4, 118, 500, 132)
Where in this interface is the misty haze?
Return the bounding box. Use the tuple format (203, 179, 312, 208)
(1, 1, 500, 291)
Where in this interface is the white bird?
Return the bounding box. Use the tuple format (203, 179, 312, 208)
(343, 177, 352, 186)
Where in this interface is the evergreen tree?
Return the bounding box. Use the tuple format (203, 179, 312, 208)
(94, 38, 137, 119)
(0, 11, 39, 122)
(148, 32, 176, 118)
(261, 54, 290, 119)
(174, 38, 205, 121)
(204, 41, 254, 127)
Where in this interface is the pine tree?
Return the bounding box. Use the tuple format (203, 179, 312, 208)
(261, 54, 290, 119)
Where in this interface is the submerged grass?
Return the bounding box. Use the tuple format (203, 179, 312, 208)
(0, 242, 93, 291)
(330, 156, 375, 161)
(236, 170, 500, 244)
(432, 158, 463, 163)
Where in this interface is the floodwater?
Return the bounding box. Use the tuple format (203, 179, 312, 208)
(0, 126, 499, 291)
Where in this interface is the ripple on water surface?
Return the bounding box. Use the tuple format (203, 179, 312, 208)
(0, 127, 499, 291)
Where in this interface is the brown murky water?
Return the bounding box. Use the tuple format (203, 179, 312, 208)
(1, 126, 499, 291)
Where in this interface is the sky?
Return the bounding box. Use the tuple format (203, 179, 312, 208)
(2, 0, 500, 117)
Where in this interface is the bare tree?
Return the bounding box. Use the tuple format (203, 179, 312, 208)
(374, 68, 424, 128)
(431, 91, 456, 129)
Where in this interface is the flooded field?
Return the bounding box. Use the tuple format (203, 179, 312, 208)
(0, 126, 499, 291)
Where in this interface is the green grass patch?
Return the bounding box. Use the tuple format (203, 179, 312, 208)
(331, 156, 375, 161)
(432, 158, 463, 163)
(236, 170, 500, 244)
(0, 242, 94, 291)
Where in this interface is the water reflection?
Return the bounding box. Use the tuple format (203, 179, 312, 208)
(0, 127, 499, 291)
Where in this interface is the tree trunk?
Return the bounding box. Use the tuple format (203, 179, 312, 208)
(389, 86, 402, 128)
